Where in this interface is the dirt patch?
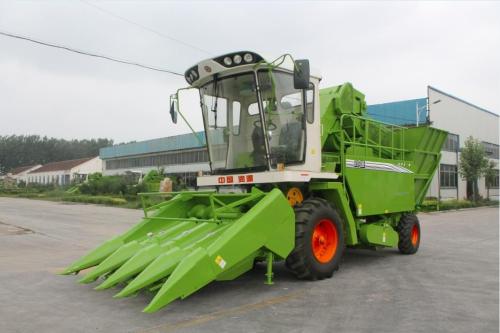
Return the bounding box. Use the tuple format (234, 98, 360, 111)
(0, 220, 35, 236)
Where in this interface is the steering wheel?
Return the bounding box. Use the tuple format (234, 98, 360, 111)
(253, 119, 277, 131)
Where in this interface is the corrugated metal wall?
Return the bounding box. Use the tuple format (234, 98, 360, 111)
(100, 132, 206, 159)
(367, 98, 427, 125)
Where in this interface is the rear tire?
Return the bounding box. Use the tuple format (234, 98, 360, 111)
(397, 214, 420, 254)
(286, 198, 345, 280)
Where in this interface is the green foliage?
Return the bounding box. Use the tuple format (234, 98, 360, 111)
(420, 198, 498, 212)
(484, 160, 497, 189)
(0, 182, 140, 208)
(143, 169, 165, 183)
(484, 160, 498, 200)
(16, 192, 42, 199)
(88, 172, 103, 182)
(128, 182, 149, 196)
(459, 136, 489, 201)
(79, 172, 148, 196)
(80, 175, 127, 195)
(26, 182, 58, 192)
(0, 135, 113, 173)
(459, 136, 488, 181)
(0, 187, 23, 195)
(61, 195, 128, 206)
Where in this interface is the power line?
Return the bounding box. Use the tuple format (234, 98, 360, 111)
(80, 0, 212, 55)
(0, 30, 184, 76)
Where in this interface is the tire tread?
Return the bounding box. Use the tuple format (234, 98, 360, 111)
(286, 198, 345, 280)
(397, 214, 419, 255)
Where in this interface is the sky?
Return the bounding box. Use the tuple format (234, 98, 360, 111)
(0, 1, 499, 143)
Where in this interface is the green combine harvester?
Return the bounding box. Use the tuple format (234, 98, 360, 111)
(62, 51, 447, 313)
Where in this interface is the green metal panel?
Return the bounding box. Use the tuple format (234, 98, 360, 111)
(403, 126, 448, 205)
(359, 223, 399, 247)
(338, 113, 412, 215)
(62, 188, 295, 312)
(345, 165, 415, 216)
(309, 181, 358, 245)
(321, 103, 446, 215)
(320, 83, 367, 151)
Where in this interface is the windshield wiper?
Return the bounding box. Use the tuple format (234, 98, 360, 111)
(211, 74, 219, 129)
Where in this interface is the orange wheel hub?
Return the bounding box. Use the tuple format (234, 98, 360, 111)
(311, 219, 338, 263)
(411, 224, 419, 246)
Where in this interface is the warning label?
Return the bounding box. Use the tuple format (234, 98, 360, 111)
(215, 255, 226, 269)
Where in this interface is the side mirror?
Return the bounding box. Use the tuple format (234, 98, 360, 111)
(169, 95, 178, 124)
(293, 59, 310, 90)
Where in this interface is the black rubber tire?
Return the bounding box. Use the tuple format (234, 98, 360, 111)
(397, 214, 420, 255)
(286, 198, 345, 280)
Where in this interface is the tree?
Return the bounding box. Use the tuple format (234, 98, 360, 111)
(458, 136, 488, 202)
(0, 135, 113, 172)
(484, 160, 498, 200)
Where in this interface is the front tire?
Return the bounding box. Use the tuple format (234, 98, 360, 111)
(286, 198, 345, 280)
(397, 214, 420, 254)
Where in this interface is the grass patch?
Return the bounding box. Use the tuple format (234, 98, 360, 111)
(61, 195, 128, 206)
(0, 189, 139, 208)
(420, 199, 499, 212)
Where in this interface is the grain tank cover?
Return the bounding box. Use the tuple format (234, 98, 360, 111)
(319, 83, 367, 151)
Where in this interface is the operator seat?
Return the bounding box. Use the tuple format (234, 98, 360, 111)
(278, 122, 303, 162)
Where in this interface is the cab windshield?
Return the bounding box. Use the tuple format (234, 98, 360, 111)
(200, 70, 308, 173)
(200, 73, 267, 173)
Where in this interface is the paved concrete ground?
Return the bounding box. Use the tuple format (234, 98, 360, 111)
(0, 197, 498, 333)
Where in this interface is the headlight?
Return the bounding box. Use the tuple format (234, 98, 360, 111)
(243, 53, 253, 63)
(212, 52, 263, 68)
(183, 65, 199, 85)
(190, 70, 198, 79)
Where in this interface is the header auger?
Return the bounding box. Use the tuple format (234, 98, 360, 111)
(62, 51, 447, 312)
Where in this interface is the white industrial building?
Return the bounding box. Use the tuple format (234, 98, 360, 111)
(100, 132, 209, 186)
(26, 157, 103, 185)
(6, 164, 42, 184)
(426, 86, 499, 200)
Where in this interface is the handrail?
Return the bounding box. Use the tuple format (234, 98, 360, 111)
(339, 114, 410, 197)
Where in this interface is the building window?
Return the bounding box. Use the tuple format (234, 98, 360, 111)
(443, 133, 459, 152)
(440, 164, 458, 188)
(482, 142, 499, 159)
(104, 148, 210, 170)
(486, 169, 499, 189)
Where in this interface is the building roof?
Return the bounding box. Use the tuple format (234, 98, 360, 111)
(367, 98, 427, 125)
(428, 86, 498, 118)
(29, 157, 95, 173)
(100, 132, 207, 159)
(9, 165, 40, 175)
